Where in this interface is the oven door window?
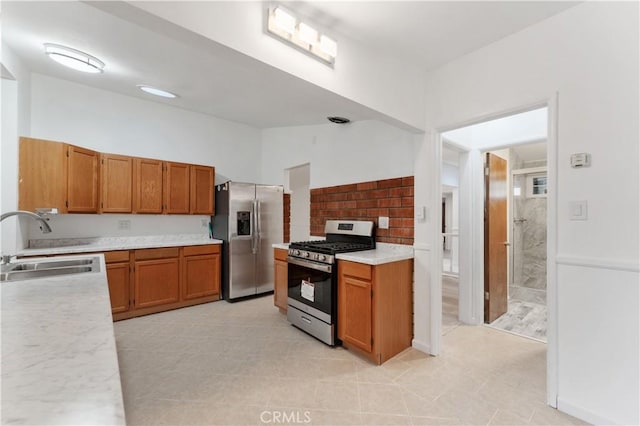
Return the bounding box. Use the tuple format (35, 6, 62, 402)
(288, 262, 333, 316)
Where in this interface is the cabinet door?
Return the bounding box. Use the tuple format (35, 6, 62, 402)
(164, 162, 190, 214)
(190, 165, 215, 215)
(182, 253, 220, 300)
(67, 145, 99, 213)
(338, 274, 373, 353)
(100, 154, 132, 213)
(274, 249, 288, 310)
(133, 158, 164, 213)
(106, 262, 131, 314)
(18, 137, 67, 212)
(134, 258, 180, 308)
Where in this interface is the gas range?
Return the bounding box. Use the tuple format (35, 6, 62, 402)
(288, 221, 376, 265)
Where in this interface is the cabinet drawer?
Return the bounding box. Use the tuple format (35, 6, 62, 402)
(104, 250, 130, 263)
(274, 248, 288, 261)
(183, 244, 220, 256)
(135, 247, 179, 260)
(339, 260, 372, 280)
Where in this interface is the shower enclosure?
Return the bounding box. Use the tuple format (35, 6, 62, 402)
(510, 171, 547, 305)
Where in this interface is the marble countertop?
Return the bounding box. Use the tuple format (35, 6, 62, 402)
(273, 242, 413, 265)
(336, 243, 414, 265)
(1, 254, 126, 425)
(18, 234, 223, 257)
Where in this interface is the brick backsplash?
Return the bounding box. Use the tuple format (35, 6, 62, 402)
(283, 193, 291, 243)
(310, 176, 414, 245)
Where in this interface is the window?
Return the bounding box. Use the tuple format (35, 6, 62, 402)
(526, 173, 547, 198)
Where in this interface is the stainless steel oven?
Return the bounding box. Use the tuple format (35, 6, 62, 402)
(286, 257, 336, 345)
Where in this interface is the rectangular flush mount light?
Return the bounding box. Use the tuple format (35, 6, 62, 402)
(267, 6, 337, 66)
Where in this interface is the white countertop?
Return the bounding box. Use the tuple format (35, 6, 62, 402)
(274, 242, 414, 265)
(1, 254, 126, 425)
(19, 234, 223, 257)
(335, 243, 414, 265)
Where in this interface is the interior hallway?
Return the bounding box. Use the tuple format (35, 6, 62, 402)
(115, 296, 583, 425)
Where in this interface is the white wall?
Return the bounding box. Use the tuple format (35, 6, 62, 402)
(1, 43, 32, 256)
(15, 73, 263, 243)
(131, 1, 426, 131)
(417, 2, 639, 424)
(261, 120, 417, 188)
(287, 164, 310, 241)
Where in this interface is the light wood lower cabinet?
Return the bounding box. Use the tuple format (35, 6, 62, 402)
(182, 245, 220, 300)
(338, 259, 413, 365)
(104, 251, 131, 314)
(273, 248, 288, 313)
(65, 244, 222, 321)
(133, 248, 181, 309)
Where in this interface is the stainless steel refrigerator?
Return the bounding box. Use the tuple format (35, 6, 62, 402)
(212, 181, 284, 301)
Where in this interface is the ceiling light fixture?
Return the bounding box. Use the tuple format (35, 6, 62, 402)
(267, 6, 337, 66)
(44, 43, 105, 74)
(137, 85, 177, 99)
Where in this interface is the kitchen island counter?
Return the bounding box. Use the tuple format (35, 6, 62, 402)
(1, 254, 126, 425)
(18, 234, 222, 257)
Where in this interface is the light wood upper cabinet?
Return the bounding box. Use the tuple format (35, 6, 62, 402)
(100, 154, 132, 213)
(18, 138, 99, 213)
(133, 158, 164, 214)
(67, 145, 100, 213)
(18, 137, 215, 215)
(190, 165, 215, 215)
(19, 137, 67, 212)
(164, 162, 190, 214)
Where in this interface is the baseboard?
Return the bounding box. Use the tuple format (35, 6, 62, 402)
(411, 339, 432, 355)
(557, 398, 621, 425)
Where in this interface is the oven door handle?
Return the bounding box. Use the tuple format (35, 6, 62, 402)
(287, 257, 332, 273)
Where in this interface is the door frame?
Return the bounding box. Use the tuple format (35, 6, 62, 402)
(431, 94, 559, 407)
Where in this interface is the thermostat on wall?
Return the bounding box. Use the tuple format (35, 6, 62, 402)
(570, 153, 591, 168)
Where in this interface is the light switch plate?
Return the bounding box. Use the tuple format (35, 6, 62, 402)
(118, 220, 131, 230)
(378, 216, 389, 229)
(569, 201, 587, 220)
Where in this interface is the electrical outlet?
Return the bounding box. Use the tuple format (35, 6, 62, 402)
(201, 219, 209, 227)
(118, 220, 131, 230)
(378, 216, 389, 229)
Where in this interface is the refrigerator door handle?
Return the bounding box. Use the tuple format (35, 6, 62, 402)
(256, 200, 262, 253)
(251, 199, 258, 255)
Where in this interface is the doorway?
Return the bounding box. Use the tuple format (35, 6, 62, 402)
(440, 109, 550, 336)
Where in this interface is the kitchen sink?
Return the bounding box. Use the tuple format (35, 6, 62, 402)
(1, 256, 100, 282)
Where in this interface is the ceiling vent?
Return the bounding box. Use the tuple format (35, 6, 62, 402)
(327, 116, 350, 124)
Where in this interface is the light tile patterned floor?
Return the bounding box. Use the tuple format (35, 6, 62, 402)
(442, 275, 462, 336)
(488, 300, 547, 342)
(114, 296, 585, 426)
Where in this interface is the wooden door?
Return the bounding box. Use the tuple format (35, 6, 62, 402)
(100, 154, 132, 213)
(484, 152, 508, 323)
(164, 162, 190, 214)
(133, 158, 164, 213)
(106, 262, 131, 314)
(190, 165, 215, 215)
(66, 145, 99, 213)
(18, 137, 67, 212)
(134, 258, 180, 308)
(338, 274, 373, 353)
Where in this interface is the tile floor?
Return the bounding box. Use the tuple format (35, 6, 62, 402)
(442, 275, 462, 336)
(115, 296, 584, 426)
(488, 300, 547, 342)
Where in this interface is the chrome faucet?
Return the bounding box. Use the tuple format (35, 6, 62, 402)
(1, 211, 54, 265)
(1, 210, 53, 233)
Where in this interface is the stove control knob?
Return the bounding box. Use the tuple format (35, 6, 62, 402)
(303, 252, 310, 258)
(320, 255, 327, 261)
(294, 250, 301, 256)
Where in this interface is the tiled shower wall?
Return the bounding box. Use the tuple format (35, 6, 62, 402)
(309, 176, 414, 245)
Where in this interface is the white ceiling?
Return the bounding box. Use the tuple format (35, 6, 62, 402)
(2, 1, 579, 129)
